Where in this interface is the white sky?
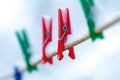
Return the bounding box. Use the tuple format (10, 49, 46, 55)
(0, 0, 120, 80)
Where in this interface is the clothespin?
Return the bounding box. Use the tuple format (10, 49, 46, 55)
(41, 16, 53, 64)
(14, 67, 22, 80)
(15, 29, 37, 72)
(57, 8, 75, 60)
(80, 0, 104, 41)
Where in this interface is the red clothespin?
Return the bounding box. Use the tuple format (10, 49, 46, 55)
(57, 8, 75, 61)
(41, 16, 53, 64)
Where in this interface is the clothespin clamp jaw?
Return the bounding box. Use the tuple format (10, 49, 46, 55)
(15, 30, 37, 72)
(42, 16, 53, 64)
(14, 67, 22, 80)
(57, 8, 75, 61)
(57, 24, 67, 60)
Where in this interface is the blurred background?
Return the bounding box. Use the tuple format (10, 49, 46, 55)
(0, 0, 120, 80)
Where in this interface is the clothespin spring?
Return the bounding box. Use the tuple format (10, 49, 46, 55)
(43, 32, 50, 45)
(59, 25, 67, 41)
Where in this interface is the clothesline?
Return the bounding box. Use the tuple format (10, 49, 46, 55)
(0, 16, 120, 80)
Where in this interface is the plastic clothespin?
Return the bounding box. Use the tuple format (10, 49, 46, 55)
(57, 8, 75, 61)
(15, 29, 37, 72)
(14, 67, 22, 80)
(41, 16, 53, 64)
(80, 0, 104, 41)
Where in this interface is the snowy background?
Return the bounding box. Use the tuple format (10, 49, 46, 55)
(0, 0, 120, 80)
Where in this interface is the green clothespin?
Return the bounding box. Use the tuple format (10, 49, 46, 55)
(15, 29, 37, 72)
(80, 0, 104, 41)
